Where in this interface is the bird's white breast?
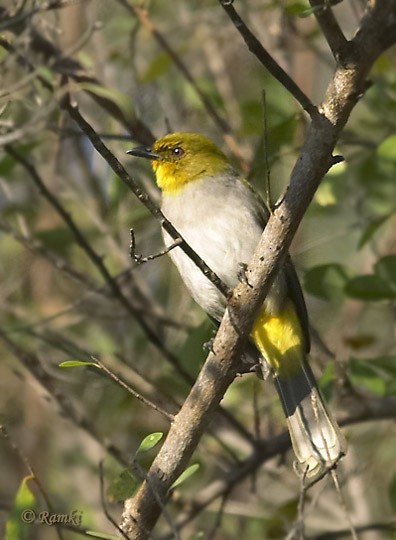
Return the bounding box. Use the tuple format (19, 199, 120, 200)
(161, 174, 285, 321)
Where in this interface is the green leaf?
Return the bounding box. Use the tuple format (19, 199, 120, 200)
(136, 432, 163, 454)
(375, 255, 396, 289)
(171, 463, 200, 489)
(377, 134, 396, 161)
(358, 214, 392, 248)
(344, 275, 396, 300)
(299, 5, 322, 17)
(361, 356, 396, 378)
(36, 227, 75, 255)
(285, 2, 311, 17)
(349, 358, 387, 396)
(318, 363, 335, 401)
(139, 52, 172, 84)
(6, 475, 36, 540)
(37, 66, 54, 84)
(86, 531, 119, 540)
(76, 82, 133, 118)
(59, 360, 99, 368)
(304, 263, 348, 301)
(106, 470, 139, 503)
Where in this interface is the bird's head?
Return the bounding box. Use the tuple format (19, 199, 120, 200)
(127, 132, 230, 194)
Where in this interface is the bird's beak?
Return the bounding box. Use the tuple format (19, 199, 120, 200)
(126, 145, 162, 160)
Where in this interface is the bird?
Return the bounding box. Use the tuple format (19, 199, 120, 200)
(127, 132, 346, 478)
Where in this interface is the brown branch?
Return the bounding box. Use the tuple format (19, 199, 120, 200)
(59, 95, 230, 300)
(58, 93, 256, 445)
(0, 23, 154, 144)
(309, 0, 350, 62)
(4, 144, 195, 386)
(308, 519, 396, 539)
(119, 1, 396, 538)
(94, 358, 174, 422)
(219, 0, 318, 119)
(159, 394, 396, 538)
(115, 0, 250, 171)
(0, 327, 128, 467)
(117, 0, 230, 134)
(0, 218, 188, 332)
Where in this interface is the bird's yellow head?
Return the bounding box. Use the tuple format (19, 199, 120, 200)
(127, 132, 230, 194)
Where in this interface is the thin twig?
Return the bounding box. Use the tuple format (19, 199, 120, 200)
(99, 461, 131, 540)
(330, 469, 358, 540)
(0, 426, 65, 540)
(0, 218, 189, 332)
(0, 327, 128, 467)
(94, 358, 174, 422)
(4, 143, 195, 385)
(117, 1, 229, 135)
(309, 0, 350, 62)
(129, 228, 182, 264)
(219, 0, 318, 119)
(261, 90, 273, 212)
(59, 93, 229, 299)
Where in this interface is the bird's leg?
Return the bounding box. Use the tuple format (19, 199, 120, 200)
(237, 262, 253, 288)
(203, 335, 216, 355)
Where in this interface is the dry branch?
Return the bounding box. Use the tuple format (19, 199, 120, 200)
(119, 1, 396, 538)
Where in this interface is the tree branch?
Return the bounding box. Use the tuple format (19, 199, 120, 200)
(119, 2, 396, 538)
(160, 394, 396, 537)
(309, 0, 350, 62)
(59, 93, 230, 300)
(219, 0, 318, 119)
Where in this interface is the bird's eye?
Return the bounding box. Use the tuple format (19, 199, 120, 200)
(171, 147, 184, 157)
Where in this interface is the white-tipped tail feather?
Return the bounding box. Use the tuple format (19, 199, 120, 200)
(274, 364, 346, 478)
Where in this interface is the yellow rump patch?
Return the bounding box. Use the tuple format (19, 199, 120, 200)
(251, 299, 304, 378)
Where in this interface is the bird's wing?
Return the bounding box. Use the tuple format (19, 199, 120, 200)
(242, 180, 311, 353)
(283, 256, 310, 353)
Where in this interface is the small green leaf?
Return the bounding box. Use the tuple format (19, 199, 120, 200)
(344, 275, 396, 300)
(171, 463, 200, 489)
(375, 255, 396, 289)
(106, 470, 139, 502)
(362, 356, 396, 378)
(136, 432, 163, 455)
(86, 531, 119, 540)
(187, 532, 205, 540)
(36, 227, 75, 254)
(37, 66, 54, 84)
(358, 214, 392, 248)
(349, 358, 387, 396)
(304, 263, 348, 301)
(377, 134, 396, 161)
(299, 5, 322, 17)
(6, 475, 36, 540)
(59, 360, 99, 368)
(284, 2, 311, 17)
(76, 82, 133, 118)
(139, 52, 171, 84)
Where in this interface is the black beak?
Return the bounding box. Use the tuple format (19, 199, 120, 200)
(126, 145, 161, 160)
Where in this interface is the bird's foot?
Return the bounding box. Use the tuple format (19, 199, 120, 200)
(237, 262, 253, 288)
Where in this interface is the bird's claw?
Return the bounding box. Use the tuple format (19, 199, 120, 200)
(203, 336, 216, 354)
(237, 262, 252, 288)
(250, 358, 271, 380)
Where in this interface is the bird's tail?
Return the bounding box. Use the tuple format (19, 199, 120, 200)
(251, 299, 346, 478)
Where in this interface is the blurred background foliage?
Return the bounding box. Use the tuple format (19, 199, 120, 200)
(0, 0, 396, 539)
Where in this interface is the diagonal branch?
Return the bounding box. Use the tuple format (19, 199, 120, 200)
(309, 0, 350, 62)
(59, 93, 230, 300)
(219, 0, 318, 119)
(119, 2, 396, 538)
